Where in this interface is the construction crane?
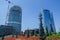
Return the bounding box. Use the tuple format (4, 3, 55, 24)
(5, 0, 18, 38)
(5, 0, 11, 9)
(5, 0, 13, 24)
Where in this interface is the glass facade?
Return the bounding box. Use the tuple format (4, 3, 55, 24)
(6, 5, 22, 34)
(41, 9, 56, 34)
(0, 25, 16, 37)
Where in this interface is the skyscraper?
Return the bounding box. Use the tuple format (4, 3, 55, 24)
(40, 9, 56, 34)
(6, 5, 22, 34)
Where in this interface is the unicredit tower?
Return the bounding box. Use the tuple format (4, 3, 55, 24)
(6, 5, 22, 34)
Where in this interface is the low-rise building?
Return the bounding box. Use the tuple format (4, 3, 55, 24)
(24, 29, 39, 36)
(0, 25, 16, 37)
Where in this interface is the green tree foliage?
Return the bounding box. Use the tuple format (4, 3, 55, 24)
(39, 13, 45, 40)
(57, 32, 60, 36)
(51, 32, 56, 36)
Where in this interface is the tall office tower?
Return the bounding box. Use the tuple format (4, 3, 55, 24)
(6, 5, 22, 34)
(40, 9, 56, 34)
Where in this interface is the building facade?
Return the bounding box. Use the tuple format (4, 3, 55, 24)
(40, 9, 56, 34)
(6, 5, 22, 34)
(24, 29, 39, 36)
(0, 25, 16, 37)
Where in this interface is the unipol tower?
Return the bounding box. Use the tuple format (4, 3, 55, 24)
(6, 5, 22, 34)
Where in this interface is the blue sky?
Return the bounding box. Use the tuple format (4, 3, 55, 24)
(0, 0, 60, 32)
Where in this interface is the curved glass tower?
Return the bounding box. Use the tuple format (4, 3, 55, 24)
(6, 5, 22, 34)
(40, 9, 56, 34)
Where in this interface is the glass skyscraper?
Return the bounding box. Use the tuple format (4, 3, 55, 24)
(40, 9, 56, 34)
(6, 5, 22, 34)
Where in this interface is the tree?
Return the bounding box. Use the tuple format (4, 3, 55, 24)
(39, 13, 45, 40)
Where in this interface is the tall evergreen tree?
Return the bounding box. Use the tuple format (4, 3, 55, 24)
(39, 13, 45, 40)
